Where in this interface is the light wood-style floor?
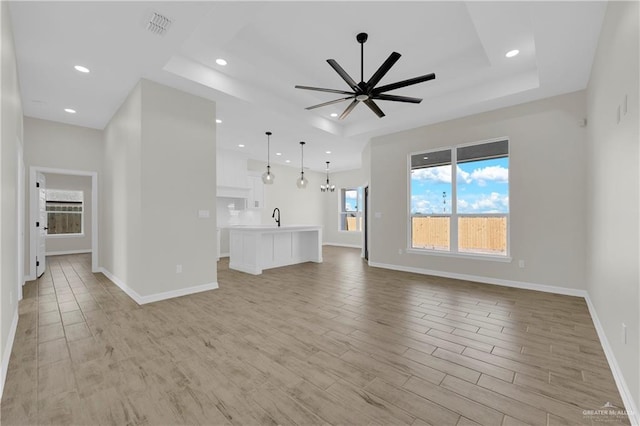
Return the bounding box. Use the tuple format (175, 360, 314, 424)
(1, 247, 629, 425)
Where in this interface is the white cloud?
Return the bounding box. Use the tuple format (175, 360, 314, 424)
(457, 166, 472, 184)
(470, 165, 508, 186)
(411, 195, 431, 213)
(469, 192, 508, 213)
(412, 165, 451, 184)
(414, 164, 507, 187)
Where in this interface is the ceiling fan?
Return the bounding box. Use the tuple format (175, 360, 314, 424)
(295, 32, 436, 119)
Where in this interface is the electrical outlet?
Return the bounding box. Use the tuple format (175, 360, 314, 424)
(518, 260, 525, 268)
(398, 248, 403, 255)
(622, 323, 627, 344)
(176, 264, 182, 274)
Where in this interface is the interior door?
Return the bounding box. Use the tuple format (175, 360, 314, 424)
(36, 172, 47, 278)
(364, 185, 369, 261)
(17, 142, 25, 299)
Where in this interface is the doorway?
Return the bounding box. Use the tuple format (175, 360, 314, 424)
(364, 185, 369, 261)
(17, 140, 25, 299)
(36, 172, 47, 277)
(28, 167, 99, 280)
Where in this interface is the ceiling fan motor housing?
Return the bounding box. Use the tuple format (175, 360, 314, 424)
(356, 32, 368, 44)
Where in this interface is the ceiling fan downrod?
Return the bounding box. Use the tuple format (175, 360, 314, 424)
(357, 32, 368, 83)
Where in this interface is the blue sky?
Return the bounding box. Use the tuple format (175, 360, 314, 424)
(411, 157, 509, 214)
(344, 189, 360, 211)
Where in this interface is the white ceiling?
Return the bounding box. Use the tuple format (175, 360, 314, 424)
(9, 1, 606, 172)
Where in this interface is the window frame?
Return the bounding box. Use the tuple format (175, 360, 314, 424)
(45, 189, 85, 238)
(407, 137, 511, 261)
(339, 187, 363, 233)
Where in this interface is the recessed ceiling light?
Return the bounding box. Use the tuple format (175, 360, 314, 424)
(285, 160, 291, 163)
(74, 65, 90, 73)
(238, 144, 245, 148)
(325, 151, 332, 154)
(423, 156, 429, 160)
(64, 108, 76, 114)
(330, 113, 338, 117)
(276, 152, 282, 156)
(505, 49, 520, 58)
(216, 58, 227, 66)
(216, 119, 222, 124)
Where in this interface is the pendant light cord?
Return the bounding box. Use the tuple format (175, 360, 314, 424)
(326, 161, 330, 185)
(266, 131, 272, 169)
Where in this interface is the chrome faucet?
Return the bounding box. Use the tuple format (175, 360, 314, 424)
(272, 208, 281, 227)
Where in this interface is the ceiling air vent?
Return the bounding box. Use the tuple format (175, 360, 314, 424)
(145, 11, 172, 36)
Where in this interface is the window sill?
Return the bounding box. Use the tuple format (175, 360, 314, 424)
(405, 248, 512, 263)
(47, 233, 85, 239)
(339, 230, 362, 234)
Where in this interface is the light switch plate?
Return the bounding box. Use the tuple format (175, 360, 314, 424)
(198, 210, 210, 218)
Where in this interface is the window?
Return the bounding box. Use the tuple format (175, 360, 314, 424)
(46, 189, 84, 235)
(410, 139, 509, 256)
(340, 187, 363, 232)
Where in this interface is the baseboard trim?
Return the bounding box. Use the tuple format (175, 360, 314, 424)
(585, 295, 639, 426)
(367, 261, 587, 298)
(46, 249, 92, 256)
(98, 267, 218, 305)
(0, 307, 19, 400)
(323, 243, 362, 249)
(99, 267, 144, 304)
(139, 281, 219, 305)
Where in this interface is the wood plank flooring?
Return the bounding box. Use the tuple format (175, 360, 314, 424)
(0, 247, 630, 425)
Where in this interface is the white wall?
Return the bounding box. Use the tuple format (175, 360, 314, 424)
(23, 117, 103, 172)
(322, 168, 366, 248)
(368, 91, 588, 291)
(0, 0, 24, 397)
(138, 79, 217, 297)
(101, 79, 217, 301)
(586, 0, 639, 414)
(23, 117, 102, 269)
(248, 159, 324, 227)
(101, 82, 143, 294)
(43, 173, 92, 255)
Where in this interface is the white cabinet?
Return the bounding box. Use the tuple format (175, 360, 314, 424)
(229, 226, 323, 275)
(216, 150, 250, 189)
(247, 172, 264, 209)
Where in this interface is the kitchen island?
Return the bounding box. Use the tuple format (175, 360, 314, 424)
(229, 225, 322, 275)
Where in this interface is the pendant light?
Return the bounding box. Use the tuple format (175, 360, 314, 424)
(296, 141, 308, 189)
(320, 161, 335, 192)
(261, 131, 275, 184)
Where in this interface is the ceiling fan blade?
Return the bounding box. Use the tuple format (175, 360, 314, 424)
(366, 52, 401, 90)
(305, 96, 354, 110)
(363, 99, 385, 118)
(327, 59, 360, 91)
(339, 99, 360, 120)
(373, 73, 436, 94)
(295, 85, 354, 95)
(373, 93, 423, 104)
